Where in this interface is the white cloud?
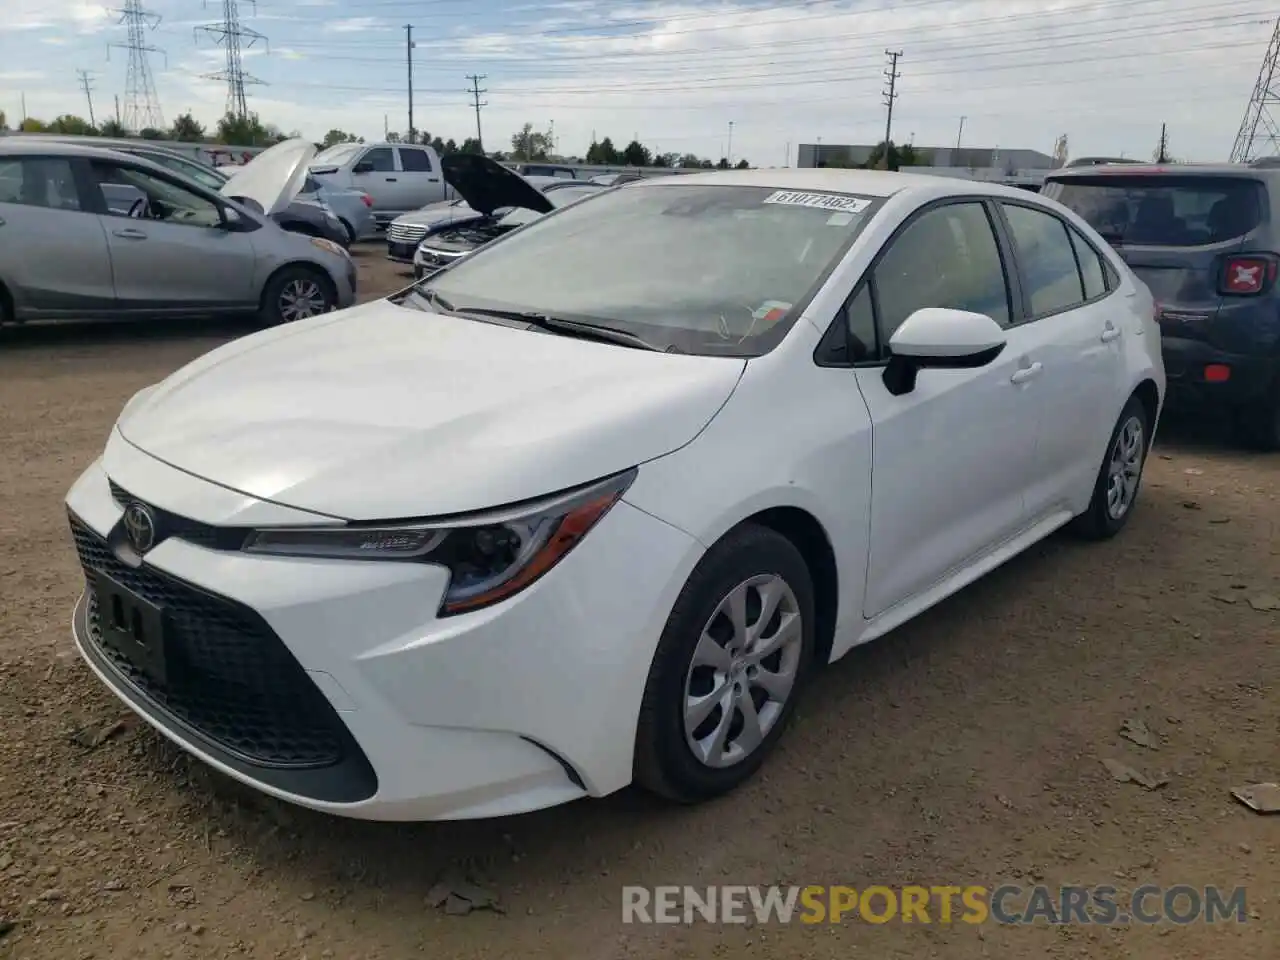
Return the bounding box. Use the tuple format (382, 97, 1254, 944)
(323, 16, 387, 34)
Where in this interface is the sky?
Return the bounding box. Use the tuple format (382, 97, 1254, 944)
(0, 0, 1273, 166)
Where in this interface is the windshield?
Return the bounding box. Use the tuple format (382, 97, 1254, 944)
(499, 185, 605, 227)
(1043, 175, 1265, 246)
(313, 142, 364, 167)
(140, 152, 227, 190)
(420, 183, 882, 356)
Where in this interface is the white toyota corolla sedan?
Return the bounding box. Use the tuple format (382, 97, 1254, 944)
(65, 169, 1164, 821)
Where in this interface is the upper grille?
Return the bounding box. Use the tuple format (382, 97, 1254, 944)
(70, 515, 348, 769)
(387, 222, 428, 244)
(107, 480, 245, 551)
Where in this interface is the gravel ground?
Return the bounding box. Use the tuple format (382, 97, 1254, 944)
(0, 243, 1277, 958)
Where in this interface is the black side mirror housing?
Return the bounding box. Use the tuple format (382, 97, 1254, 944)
(353, 161, 374, 174)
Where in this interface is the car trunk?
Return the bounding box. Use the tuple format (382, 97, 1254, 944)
(1043, 171, 1268, 363)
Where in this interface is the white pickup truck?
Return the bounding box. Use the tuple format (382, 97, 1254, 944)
(308, 141, 451, 228)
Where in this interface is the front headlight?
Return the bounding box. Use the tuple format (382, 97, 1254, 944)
(310, 237, 347, 258)
(242, 469, 637, 615)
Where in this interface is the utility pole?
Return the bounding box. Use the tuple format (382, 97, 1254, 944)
(784, 140, 790, 166)
(956, 115, 966, 152)
(114, 95, 121, 125)
(727, 120, 734, 166)
(467, 73, 487, 153)
(405, 25, 415, 143)
(21, 92, 27, 125)
(110, 0, 166, 131)
(77, 69, 97, 127)
(1156, 122, 1170, 163)
(881, 49, 902, 170)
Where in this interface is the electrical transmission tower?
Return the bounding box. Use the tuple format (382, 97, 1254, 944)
(1231, 17, 1280, 163)
(196, 0, 268, 119)
(108, 0, 166, 132)
(77, 69, 98, 127)
(467, 74, 488, 153)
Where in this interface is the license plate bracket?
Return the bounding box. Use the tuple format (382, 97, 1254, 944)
(92, 572, 169, 685)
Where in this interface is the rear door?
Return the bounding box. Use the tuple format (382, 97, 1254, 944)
(0, 155, 115, 316)
(395, 146, 445, 209)
(1043, 172, 1266, 371)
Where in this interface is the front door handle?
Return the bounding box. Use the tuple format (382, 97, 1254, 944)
(1010, 362, 1043, 385)
(428, 177, 440, 182)
(385, 177, 398, 182)
(1101, 325, 1121, 342)
(112, 228, 147, 240)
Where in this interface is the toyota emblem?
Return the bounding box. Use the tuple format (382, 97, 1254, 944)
(122, 502, 157, 554)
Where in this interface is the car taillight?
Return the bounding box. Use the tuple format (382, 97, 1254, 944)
(360, 193, 373, 207)
(1219, 255, 1275, 296)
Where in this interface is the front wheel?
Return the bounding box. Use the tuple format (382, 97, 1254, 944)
(259, 267, 336, 327)
(1070, 397, 1150, 540)
(633, 524, 815, 803)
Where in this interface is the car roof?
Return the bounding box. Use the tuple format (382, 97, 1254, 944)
(1046, 163, 1269, 181)
(629, 166, 1039, 200)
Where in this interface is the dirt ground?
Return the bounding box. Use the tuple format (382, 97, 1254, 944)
(0, 242, 1277, 958)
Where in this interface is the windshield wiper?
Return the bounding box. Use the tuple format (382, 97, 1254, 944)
(449, 305, 667, 352)
(410, 287, 455, 312)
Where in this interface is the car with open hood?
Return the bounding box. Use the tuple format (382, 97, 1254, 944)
(64, 168, 1162, 822)
(411, 157, 606, 277)
(0, 137, 355, 327)
(384, 174, 563, 264)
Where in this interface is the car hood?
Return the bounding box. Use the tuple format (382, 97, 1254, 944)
(392, 203, 481, 228)
(116, 300, 746, 520)
(219, 138, 316, 216)
(442, 154, 553, 218)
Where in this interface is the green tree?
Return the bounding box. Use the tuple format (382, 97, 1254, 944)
(386, 130, 402, 142)
(621, 139, 651, 166)
(716, 157, 730, 169)
(19, 117, 48, 132)
(216, 112, 269, 145)
(48, 115, 98, 135)
(735, 158, 750, 169)
(586, 136, 620, 164)
(169, 112, 205, 142)
(652, 152, 676, 168)
(442, 138, 457, 155)
(458, 137, 484, 155)
(322, 128, 359, 148)
(137, 127, 167, 140)
(677, 152, 702, 168)
(99, 118, 128, 137)
(863, 140, 919, 171)
(510, 122, 553, 161)
(0, 110, 7, 132)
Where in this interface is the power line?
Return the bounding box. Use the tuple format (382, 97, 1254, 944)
(881, 49, 902, 165)
(108, 0, 165, 132)
(196, 0, 268, 119)
(467, 73, 488, 152)
(76, 69, 97, 128)
(1231, 15, 1280, 162)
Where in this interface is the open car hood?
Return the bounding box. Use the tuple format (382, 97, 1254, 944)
(441, 154, 553, 218)
(219, 138, 316, 216)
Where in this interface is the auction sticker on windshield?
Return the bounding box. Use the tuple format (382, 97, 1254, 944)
(763, 191, 872, 214)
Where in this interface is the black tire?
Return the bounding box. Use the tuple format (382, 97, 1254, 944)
(339, 218, 356, 246)
(258, 266, 336, 327)
(1070, 396, 1151, 541)
(1232, 393, 1280, 451)
(634, 524, 816, 803)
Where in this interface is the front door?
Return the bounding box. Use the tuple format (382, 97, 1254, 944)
(350, 146, 400, 217)
(853, 199, 1043, 618)
(86, 159, 259, 311)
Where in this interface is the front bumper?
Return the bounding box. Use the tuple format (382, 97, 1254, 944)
(64, 445, 701, 820)
(1161, 335, 1278, 409)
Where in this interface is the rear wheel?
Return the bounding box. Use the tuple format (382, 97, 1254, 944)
(339, 218, 356, 246)
(1070, 397, 1150, 540)
(259, 267, 335, 327)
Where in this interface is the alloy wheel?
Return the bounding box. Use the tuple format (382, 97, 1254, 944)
(682, 573, 804, 769)
(1106, 414, 1145, 520)
(278, 278, 327, 322)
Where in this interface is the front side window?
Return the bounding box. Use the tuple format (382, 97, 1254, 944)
(0, 157, 81, 210)
(1001, 203, 1085, 317)
(417, 184, 883, 356)
(90, 161, 222, 228)
(359, 148, 395, 173)
(398, 148, 433, 172)
(871, 201, 1011, 344)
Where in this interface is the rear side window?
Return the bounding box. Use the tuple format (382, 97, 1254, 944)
(1001, 203, 1085, 316)
(1043, 175, 1264, 247)
(0, 158, 81, 210)
(398, 148, 433, 172)
(1067, 226, 1107, 299)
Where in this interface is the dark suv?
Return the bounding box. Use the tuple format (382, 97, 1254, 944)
(1042, 164, 1280, 448)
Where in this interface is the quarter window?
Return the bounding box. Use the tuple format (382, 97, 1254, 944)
(359, 148, 395, 172)
(0, 158, 82, 211)
(871, 201, 1011, 346)
(398, 148, 433, 172)
(842, 284, 877, 361)
(1067, 225, 1107, 300)
(1002, 203, 1086, 316)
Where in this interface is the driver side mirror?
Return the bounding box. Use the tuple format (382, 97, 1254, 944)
(882, 308, 1007, 397)
(219, 206, 248, 231)
(353, 160, 375, 174)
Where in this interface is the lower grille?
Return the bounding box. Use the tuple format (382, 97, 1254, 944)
(70, 515, 347, 769)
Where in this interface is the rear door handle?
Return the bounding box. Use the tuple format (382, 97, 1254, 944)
(385, 177, 398, 182)
(1101, 325, 1121, 342)
(428, 177, 439, 182)
(112, 228, 147, 240)
(1010, 362, 1043, 385)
